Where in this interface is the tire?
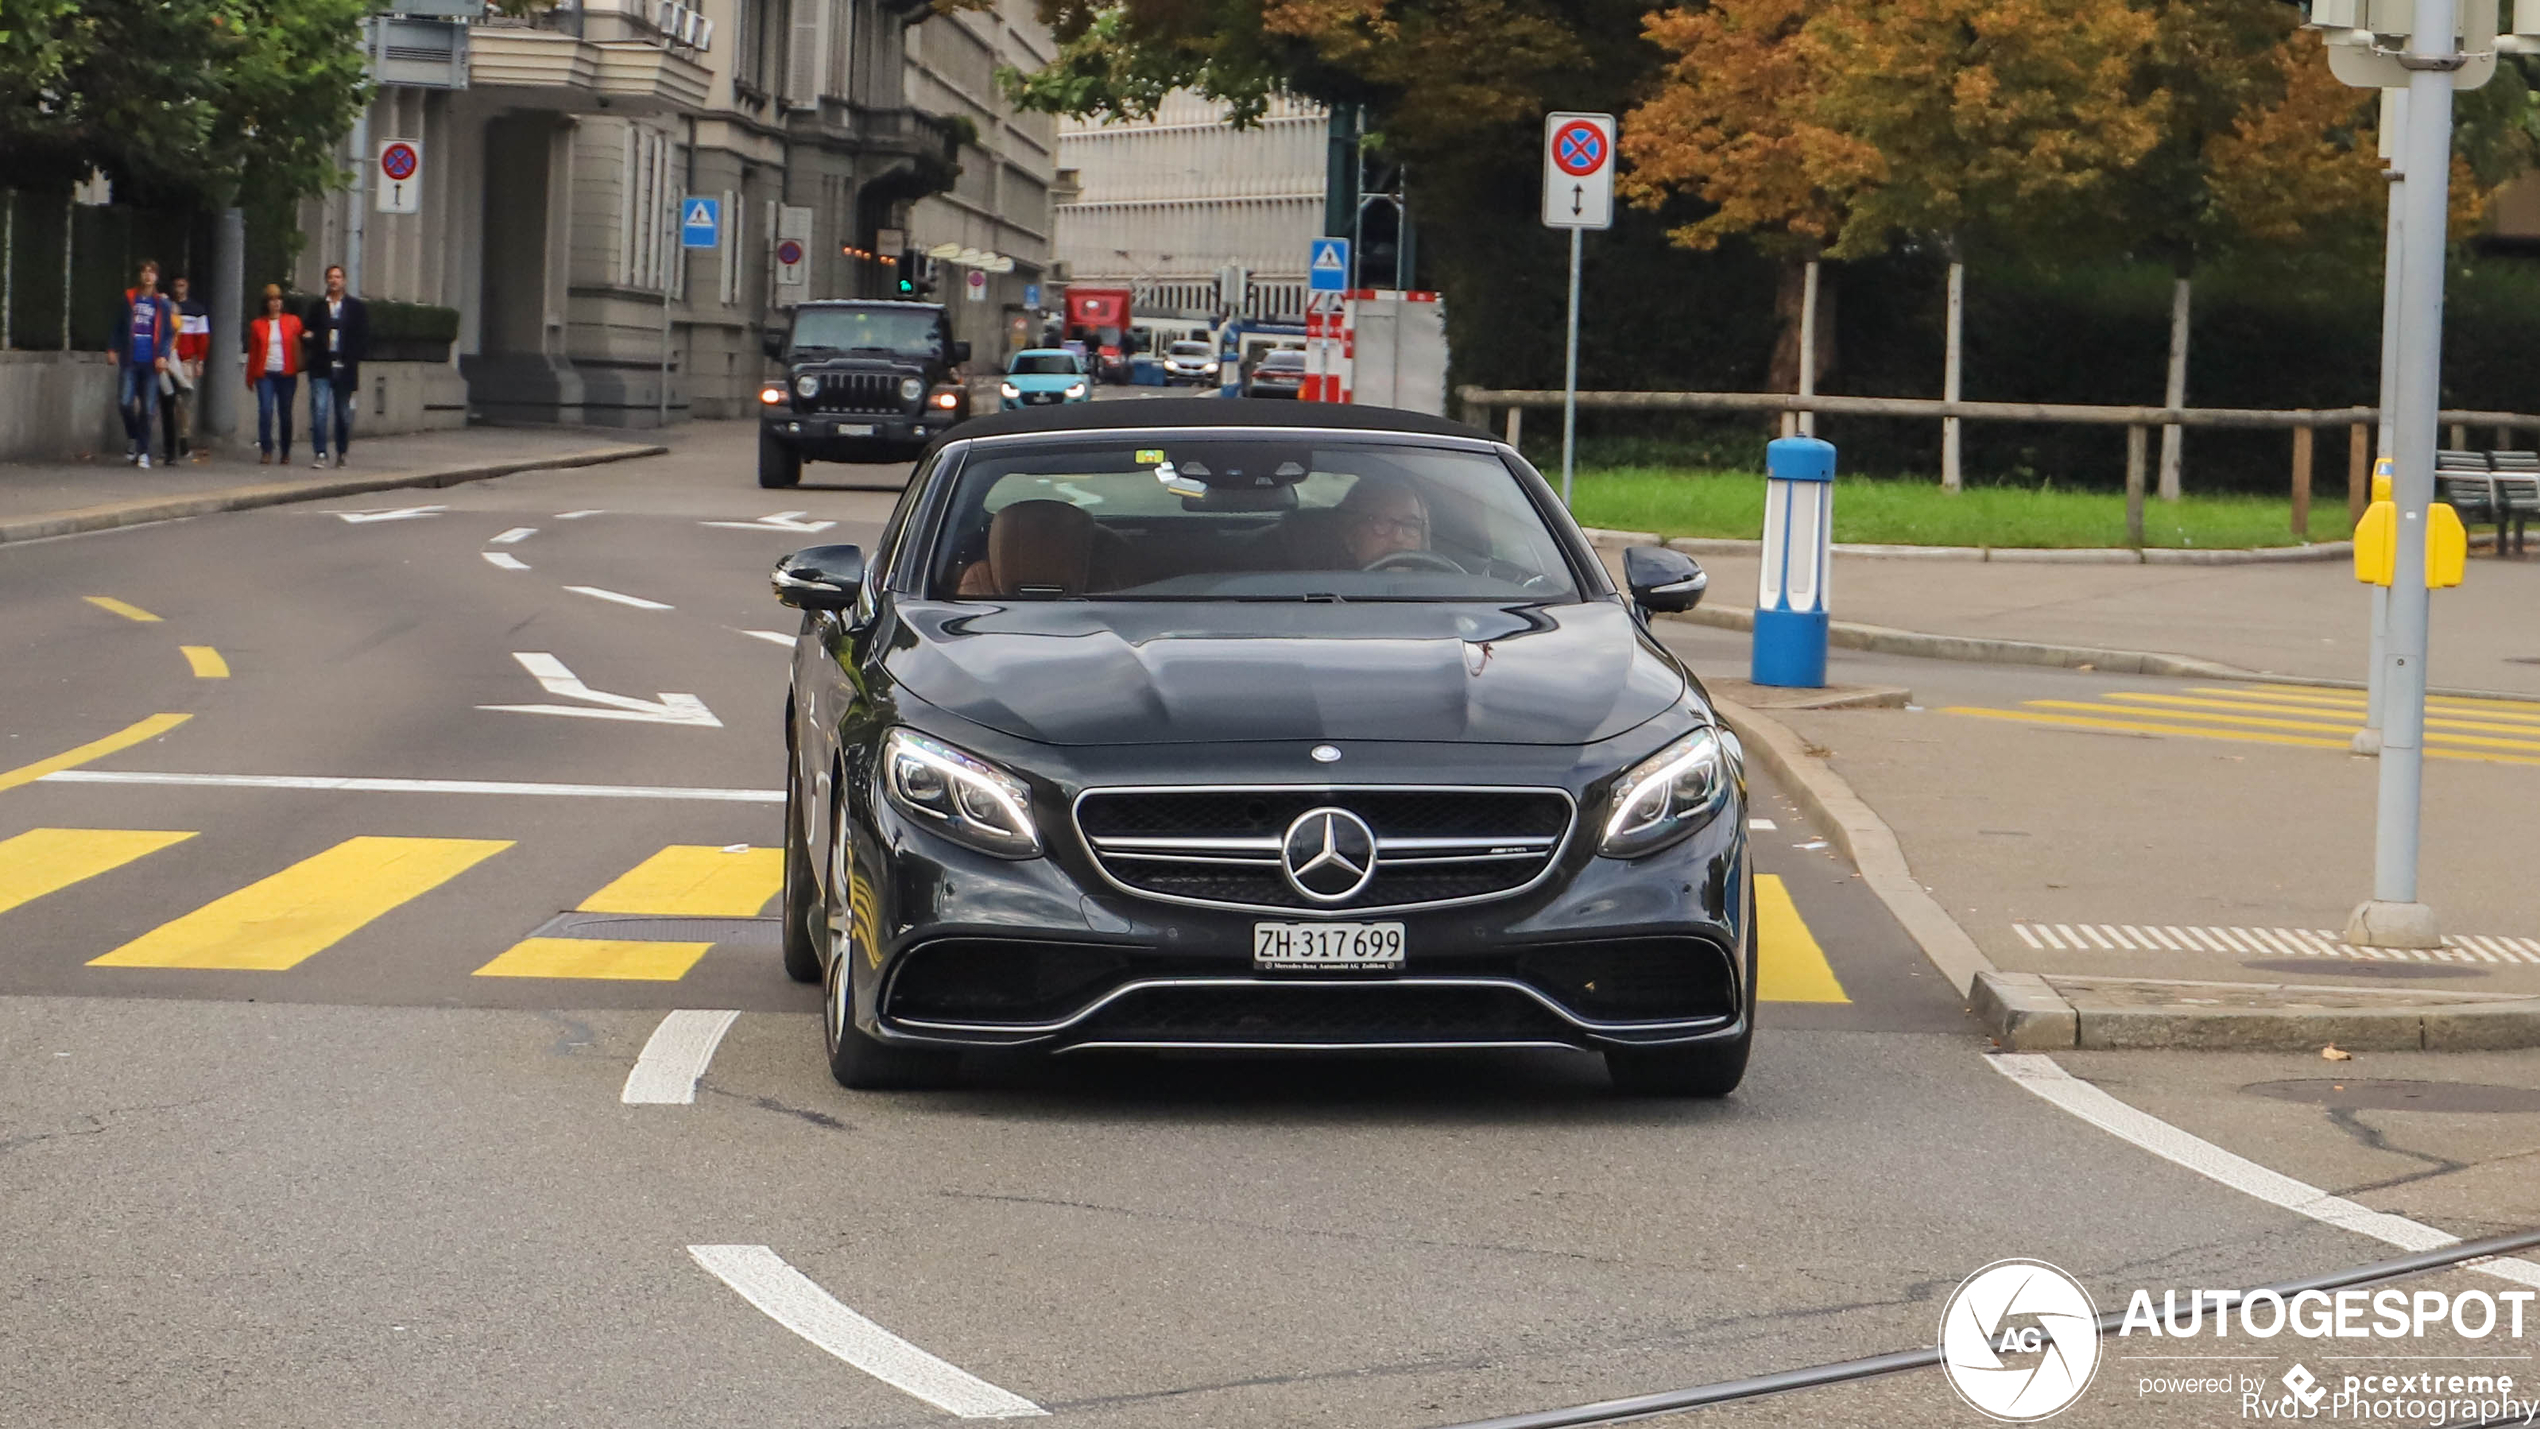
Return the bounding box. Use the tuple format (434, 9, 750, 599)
(1605, 869, 1758, 1098)
(818, 789, 959, 1090)
(758, 429, 802, 489)
(778, 740, 820, 984)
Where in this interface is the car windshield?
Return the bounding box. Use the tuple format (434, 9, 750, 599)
(1009, 353, 1079, 376)
(928, 438, 1581, 602)
(790, 307, 941, 358)
(1168, 341, 1212, 357)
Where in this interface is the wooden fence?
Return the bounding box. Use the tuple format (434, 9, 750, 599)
(1458, 387, 2540, 542)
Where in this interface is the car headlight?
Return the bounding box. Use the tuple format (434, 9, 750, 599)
(1000, 381, 1020, 399)
(759, 385, 787, 405)
(794, 375, 820, 399)
(1064, 382, 1087, 398)
(1599, 727, 1730, 858)
(900, 377, 924, 401)
(881, 729, 1041, 858)
(1202, 361, 1219, 374)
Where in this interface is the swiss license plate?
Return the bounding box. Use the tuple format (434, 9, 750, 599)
(1253, 921, 1405, 971)
(838, 423, 875, 436)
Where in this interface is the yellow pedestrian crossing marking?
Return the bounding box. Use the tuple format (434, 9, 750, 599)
(89, 836, 511, 970)
(575, 845, 783, 917)
(0, 713, 191, 795)
(0, 828, 195, 916)
(472, 937, 716, 981)
(1946, 684, 2540, 766)
(181, 646, 228, 679)
(84, 596, 161, 623)
(1756, 873, 1848, 1003)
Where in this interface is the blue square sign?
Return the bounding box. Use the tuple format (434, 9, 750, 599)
(1308, 237, 1350, 293)
(680, 196, 720, 250)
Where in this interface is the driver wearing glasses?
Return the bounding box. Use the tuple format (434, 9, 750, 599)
(1335, 476, 1433, 568)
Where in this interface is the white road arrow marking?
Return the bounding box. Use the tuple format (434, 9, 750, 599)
(555, 509, 604, 519)
(702, 510, 837, 532)
(489, 527, 537, 544)
(482, 551, 528, 571)
(478, 652, 721, 726)
(565, 585, 672, 610)
(327, 504, 445, 524)
(741, 629, 795, 647)
(623, 1010, 742, 1104)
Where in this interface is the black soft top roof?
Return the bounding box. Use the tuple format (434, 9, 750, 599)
(945, 397, 1486, 446)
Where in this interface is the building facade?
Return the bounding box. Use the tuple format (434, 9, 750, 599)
(1053, 92, 1328, 322)
(296, 0, 1057, 428)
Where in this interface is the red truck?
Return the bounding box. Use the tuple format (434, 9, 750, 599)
(1060, 286, 1135, 383)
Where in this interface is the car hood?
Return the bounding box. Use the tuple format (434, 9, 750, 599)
(1004, 373, 1082, 390)
(884, 600, 1692, 746)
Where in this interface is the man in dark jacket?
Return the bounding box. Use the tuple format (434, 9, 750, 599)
(302, 263, 368, 468)
(108, 260, 174, 469)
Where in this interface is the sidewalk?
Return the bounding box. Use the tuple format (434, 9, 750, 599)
(1665, 544, 2540, 698)
(0, 426, 669, 544)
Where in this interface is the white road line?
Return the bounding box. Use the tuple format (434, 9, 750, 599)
(1747, 818, 1777, 831)
(686, 1245, 1047, 1418)
(482, 551, 529, 571)
(41, 770, 780, 802)
(743, 630, 795, 647)
(1991, 1055, 2540, 1290)
(2036, 926, 2066, 949)
(622, 1010, 741, 1105)
(2014, 924, 2042, 950)
(566, 585, 672, 610)
(490, 527, 537, 544)
(556, 509, 603, 519)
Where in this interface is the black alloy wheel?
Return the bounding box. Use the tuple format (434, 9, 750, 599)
(1604, 870, 1757, 1097)
(758, 428, 802, 489)
(819, 785, 959, 1091)
(778, 731, 820, 984)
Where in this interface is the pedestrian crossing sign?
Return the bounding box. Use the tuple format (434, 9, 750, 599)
(681, 196, 721, 249)
(1308, 237, 1350, 293)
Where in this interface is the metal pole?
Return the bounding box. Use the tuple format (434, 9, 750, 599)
(2359, 90, 2406, 756)
(347, 99, 370, 297)
(1942, 261, 1964, 491)
(2158, 276, 2190, 499)
(1561, 226, 1581, 506)
(1795, 259, 1818, 437)
(203, 206, 244, 445)
(2, 188, 13, 352)
(2347, 0, 2456, 951)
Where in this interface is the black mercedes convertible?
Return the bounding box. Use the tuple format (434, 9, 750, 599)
(769, 399, 1752, 1094)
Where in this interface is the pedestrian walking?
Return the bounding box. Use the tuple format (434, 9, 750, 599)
(302, 264, 368, 469)
(247, 285, 304, 465)
(108, 260, 174, 470)
(162, 276, 210, 463)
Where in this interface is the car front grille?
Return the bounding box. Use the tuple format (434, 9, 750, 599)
(1073, 982, 1578, 1045)
(808, 371, 909, 413)
(1076, 786, 1574, 913)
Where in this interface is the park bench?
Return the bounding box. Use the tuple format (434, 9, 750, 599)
(2435, 450, 2535, 556)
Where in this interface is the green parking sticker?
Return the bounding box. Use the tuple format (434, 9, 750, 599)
(1136, 449, 1166, 465)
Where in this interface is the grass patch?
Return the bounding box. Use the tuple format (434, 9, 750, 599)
(1566, 468, 2355, 549)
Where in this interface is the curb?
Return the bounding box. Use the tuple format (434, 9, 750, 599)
(1669, 605, 2253, 679)
(1708, 695, 1998, 999)
(0, 443, 669, 546)
(1582, 527, 2352, 566)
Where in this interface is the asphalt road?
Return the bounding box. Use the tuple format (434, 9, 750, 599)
(0, 420, 2515, 1428)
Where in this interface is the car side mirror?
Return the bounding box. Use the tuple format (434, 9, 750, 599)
(772, 544, 864, 612)
(1624, 545, 1706, 615)
(952, 340, 972, 364)
(761, 332, 784, 361)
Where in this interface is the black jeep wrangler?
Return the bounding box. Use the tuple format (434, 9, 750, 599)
(757, 300, 972, 487)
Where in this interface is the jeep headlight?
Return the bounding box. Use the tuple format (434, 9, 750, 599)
(899, 376, 924, 402)
(792, 375, 818, 399)
(881, 729, 1041, 858)
(1599, 728, 1729, 858)
(1000, 381, 1021, 399)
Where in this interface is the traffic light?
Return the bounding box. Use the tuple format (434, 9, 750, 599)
(897, 249, 918, 296)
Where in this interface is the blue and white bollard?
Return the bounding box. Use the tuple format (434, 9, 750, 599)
(1753, 435, 1834, 688)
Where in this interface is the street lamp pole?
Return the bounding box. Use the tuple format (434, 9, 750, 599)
(2346, 0, 2459, 950)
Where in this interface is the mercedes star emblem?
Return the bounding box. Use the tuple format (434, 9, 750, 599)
(1280, 807, 1378, 902)
(1310, 744, 1342, 763)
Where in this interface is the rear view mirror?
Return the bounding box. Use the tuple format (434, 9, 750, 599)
(952, 340, 972, 364)
(761, 332, 784, 361)
(772, 544, 864, 612)
(1624, 545, 1706, 614)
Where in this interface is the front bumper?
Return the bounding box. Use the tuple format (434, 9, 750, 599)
(763, 411, 944, 458)
(1000, 390, 1089, 411)
(838, 731, 1749, 1056)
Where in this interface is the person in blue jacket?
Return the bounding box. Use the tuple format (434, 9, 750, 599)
(108, 261, 175, 469)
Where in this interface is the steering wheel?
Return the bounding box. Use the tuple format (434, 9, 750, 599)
(1364, 549, 1467, 575)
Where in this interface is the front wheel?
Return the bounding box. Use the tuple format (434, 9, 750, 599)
(758, 429, 802, 489)
(819, 797, 959, 1090)
(778, 746, 820, 984)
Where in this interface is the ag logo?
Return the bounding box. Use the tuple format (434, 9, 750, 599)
(1938, 1259, 2101, 1422)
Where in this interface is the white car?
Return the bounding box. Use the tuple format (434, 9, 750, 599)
(1161, 340, 1221, 387)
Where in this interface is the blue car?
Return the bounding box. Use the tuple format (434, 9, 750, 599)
(999, 349, 1092, 410)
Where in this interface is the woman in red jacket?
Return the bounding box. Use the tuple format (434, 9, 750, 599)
(245, 285, 305, 464)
